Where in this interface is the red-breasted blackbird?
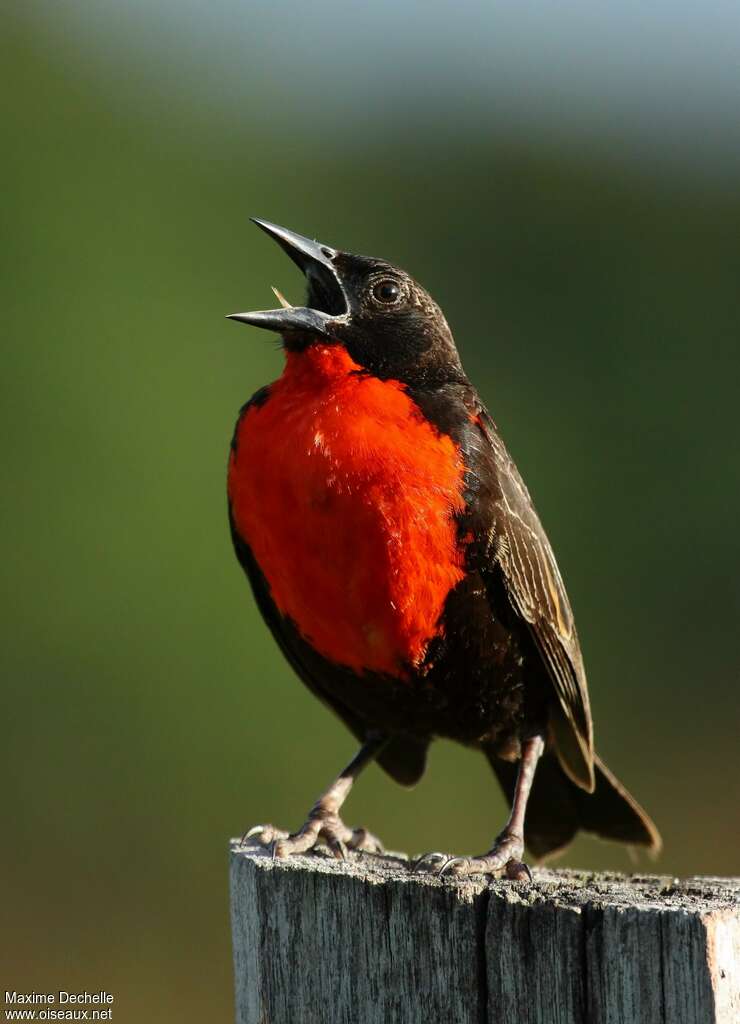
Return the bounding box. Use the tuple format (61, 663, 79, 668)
(226, 219, 660, 877)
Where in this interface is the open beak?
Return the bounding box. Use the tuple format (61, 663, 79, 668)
(227, 219, 345, 337)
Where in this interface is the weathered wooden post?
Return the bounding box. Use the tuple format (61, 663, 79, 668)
(230, 840, 739, 1024)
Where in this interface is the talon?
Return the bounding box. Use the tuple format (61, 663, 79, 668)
(414, 851, 449, 872)
(505, 859, 532, 882)
(348, 828, 384, 853)
(438, 856, 467, 877)
(244, 824, 267, 841)
(251, 811, 382, 861)
(331, 839, 348, 861)
(241, 825, 266, 846)
(423, 833, 528, 879)
(241, 823, 291, 847)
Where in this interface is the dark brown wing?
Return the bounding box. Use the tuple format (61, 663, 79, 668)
(475, 407, 595, 791)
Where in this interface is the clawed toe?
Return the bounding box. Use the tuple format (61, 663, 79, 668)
(241, 823, 288, 847)
(443, 832, 528, 879)
(347, 827, 384, 854)
(414, 851, 454, 875)
(413, 833, 530, 880)
(243, 823, 529, 880)
(438, 856, 470, 877)
(505, 859, 532, 882)
(242, 815, 383, 861)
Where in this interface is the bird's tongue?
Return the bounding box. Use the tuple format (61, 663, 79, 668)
(271, 286, 293, 309)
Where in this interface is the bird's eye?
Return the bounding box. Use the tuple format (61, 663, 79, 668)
(371, 278, 403, 305)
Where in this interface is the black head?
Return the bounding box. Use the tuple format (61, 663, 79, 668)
(228, 219, 466, 387)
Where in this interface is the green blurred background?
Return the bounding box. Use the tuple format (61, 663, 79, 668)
(3, 2, 740, 1020)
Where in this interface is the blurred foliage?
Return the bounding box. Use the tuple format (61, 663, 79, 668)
(3, 7, 740, 1023)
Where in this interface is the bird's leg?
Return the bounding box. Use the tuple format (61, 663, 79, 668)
(418, 735, 544, 879)
(243, 732, 389, 859)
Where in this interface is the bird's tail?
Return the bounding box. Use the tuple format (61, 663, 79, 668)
(485, 748, 661, 860)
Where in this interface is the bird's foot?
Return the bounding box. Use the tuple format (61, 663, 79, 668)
(415, 831, 531, 881)
(241, 811, 384, 861)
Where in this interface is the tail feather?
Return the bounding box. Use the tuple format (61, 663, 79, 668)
(486, 748, 661, 860)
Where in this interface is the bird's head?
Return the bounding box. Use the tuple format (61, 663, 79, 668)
(228, 219, 465, 387)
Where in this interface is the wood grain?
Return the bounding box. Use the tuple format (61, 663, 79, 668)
(229, 841, 739, 1024)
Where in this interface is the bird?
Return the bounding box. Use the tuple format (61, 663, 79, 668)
(226, 218, 660, 878)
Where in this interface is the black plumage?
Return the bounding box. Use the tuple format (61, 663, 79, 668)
(226, 219, 660, 872)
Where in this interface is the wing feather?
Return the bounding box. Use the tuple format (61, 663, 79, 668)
(477, 410, 595, 790)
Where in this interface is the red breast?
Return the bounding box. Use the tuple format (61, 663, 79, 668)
(228, 344, 467, 676)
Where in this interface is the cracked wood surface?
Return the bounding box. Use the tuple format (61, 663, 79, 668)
(229, 841, 740, 1024)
